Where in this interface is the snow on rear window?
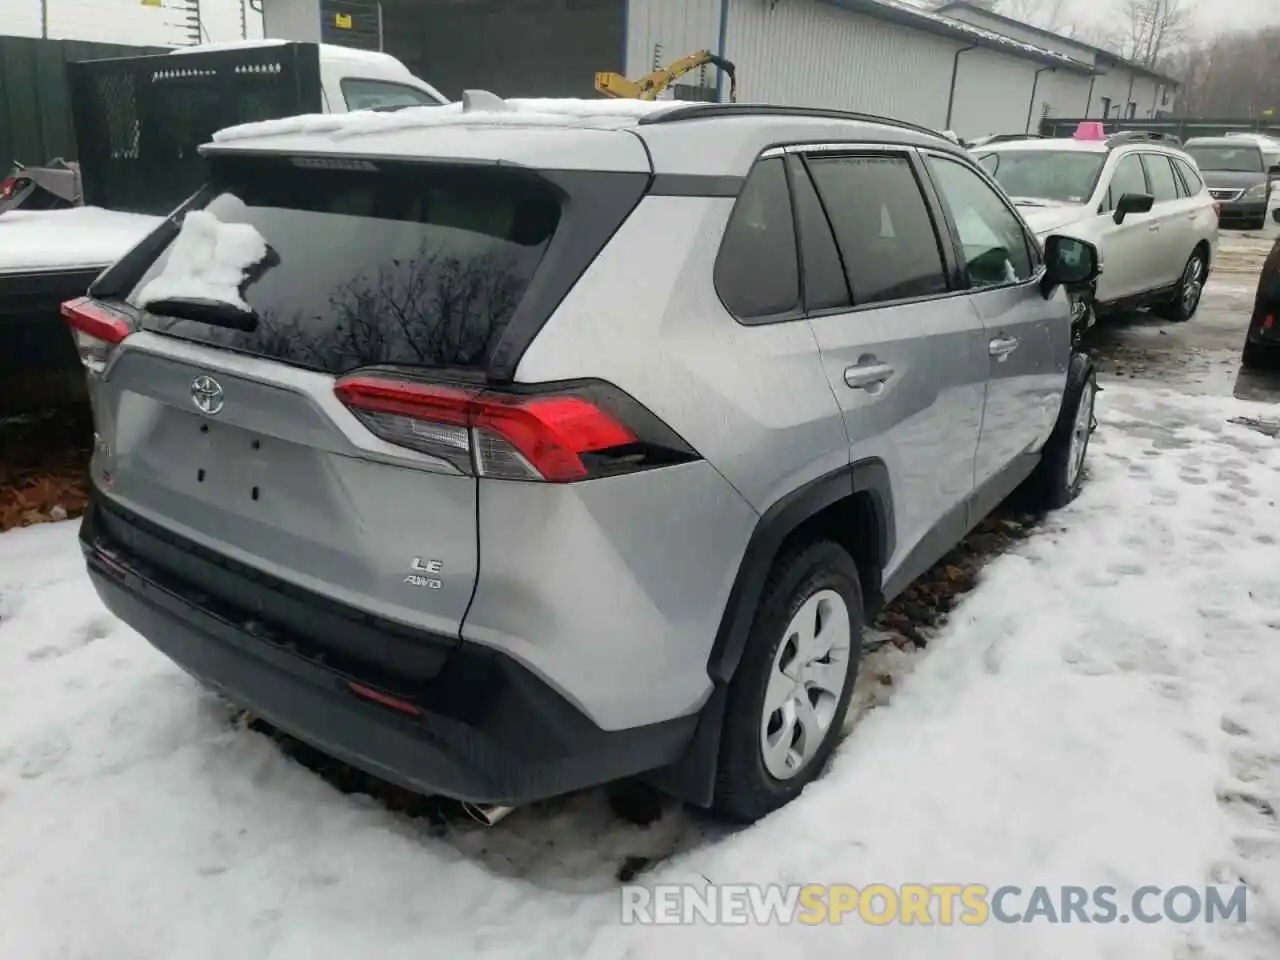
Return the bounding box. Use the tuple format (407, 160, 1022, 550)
(125, 156, 561, 375)
(135, 210, 269, 312)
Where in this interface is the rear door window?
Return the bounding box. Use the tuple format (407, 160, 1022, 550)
(1142, 154, 1179, 204)
(713, 157, 801, 321)
(127, 157, 561, 374)
(1173, 157, 1204, 194)
(787, 156, 851, 312)
(806, 153, 949, 306)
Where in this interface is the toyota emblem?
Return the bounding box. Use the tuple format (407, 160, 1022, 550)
(191, 375, 225, 416)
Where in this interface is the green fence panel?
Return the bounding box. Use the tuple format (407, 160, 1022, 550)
(0, 37, 169, 168)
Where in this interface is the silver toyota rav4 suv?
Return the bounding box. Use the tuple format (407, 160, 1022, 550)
(69, 96, 1101, 823)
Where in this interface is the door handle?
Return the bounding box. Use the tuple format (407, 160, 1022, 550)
(843, 361, 894, 390)
(988, 336, 1019, 361)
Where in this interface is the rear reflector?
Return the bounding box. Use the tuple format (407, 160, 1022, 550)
(335, 373, 696, 483)
(348, 682, 423, 717)
(61, 297, 132, 373)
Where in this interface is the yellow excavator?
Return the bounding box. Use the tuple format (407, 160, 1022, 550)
(595, 50, 738, 103)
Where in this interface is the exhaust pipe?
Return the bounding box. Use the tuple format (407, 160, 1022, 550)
(461, 802, 516, 827)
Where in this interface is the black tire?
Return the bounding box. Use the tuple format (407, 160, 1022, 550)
(1029, 353, 1097, 511)
(1154, 250, 1207, 322)
(710, 541, 863, 824)
(1242, 340, 1272, 370)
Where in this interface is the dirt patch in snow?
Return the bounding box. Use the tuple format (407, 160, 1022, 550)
(0, 406, 92, 532)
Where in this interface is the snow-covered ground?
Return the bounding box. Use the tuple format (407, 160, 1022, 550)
(2, 383, 1279, 957)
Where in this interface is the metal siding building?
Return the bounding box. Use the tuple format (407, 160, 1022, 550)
(624, 0, 1096, 139)
(938, 1, 1176, 120)
(257, 0, 1096, 137)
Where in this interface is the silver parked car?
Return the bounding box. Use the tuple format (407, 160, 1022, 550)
(68, 95, 1100, 823)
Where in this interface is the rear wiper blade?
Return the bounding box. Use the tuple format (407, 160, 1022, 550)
(144, 297, 258, 331)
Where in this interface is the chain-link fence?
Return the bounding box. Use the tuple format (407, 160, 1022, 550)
(0, 36, 167, 170)
(69, 41, 323, 213)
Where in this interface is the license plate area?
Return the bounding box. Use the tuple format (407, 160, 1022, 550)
(188, 417, 270, 507)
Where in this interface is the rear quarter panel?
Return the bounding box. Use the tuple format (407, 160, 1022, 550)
(464, 195, 851, 730)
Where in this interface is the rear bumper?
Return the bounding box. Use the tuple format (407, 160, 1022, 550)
(80, 494, 696, 805)
(1216, 200, 1269, 227)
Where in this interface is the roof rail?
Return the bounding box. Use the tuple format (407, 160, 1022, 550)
(636, 102, 947, 140)
(979, 133, 1046, 145)
(1105, 130, 1182, 147)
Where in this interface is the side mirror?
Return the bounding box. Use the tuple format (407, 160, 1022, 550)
(1113, 192, 1154, 225)
(1041, 234, 1100, 299)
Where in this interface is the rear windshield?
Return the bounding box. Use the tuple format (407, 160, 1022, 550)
(127, 157, 561, 375)
(1185, 145, 1264, 173)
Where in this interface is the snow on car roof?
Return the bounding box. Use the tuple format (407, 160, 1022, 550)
(209, 95, 682, 145)
(0, 207, 162, 273)
(978, 138, 1111, 153)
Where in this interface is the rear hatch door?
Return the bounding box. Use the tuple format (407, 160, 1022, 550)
(91, 138, 649, 680)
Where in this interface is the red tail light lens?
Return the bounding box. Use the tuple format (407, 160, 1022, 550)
(0, 176, 24, 200)
(61, 297, 132, 374)
(335, 374, 696, 482)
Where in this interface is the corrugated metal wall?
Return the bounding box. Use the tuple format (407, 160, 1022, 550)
(942, 6, 1093, 62)
(624, 0, 721, 77)
(1091, 71, 1164, 120)
(0, 37, 169, 167)
(625, 0, 1083, 138)
(726, 0, 959, 124)
(1036, 69, 1094, 121)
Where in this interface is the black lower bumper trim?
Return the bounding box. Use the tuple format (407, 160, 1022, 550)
(81, 497, 696, 805)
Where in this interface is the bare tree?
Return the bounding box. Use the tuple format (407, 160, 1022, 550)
(994, 0, 1071, 33)
(1120, 0, 1188, 68)
(1161, 27, 1280, 120)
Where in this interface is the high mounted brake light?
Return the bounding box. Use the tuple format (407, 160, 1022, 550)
(61, 297, 132, 374)
(334, 374, 697, 482)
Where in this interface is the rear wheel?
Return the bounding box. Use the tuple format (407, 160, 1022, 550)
(711, 541, 863, 823)
(1154, 251, 1206, 322)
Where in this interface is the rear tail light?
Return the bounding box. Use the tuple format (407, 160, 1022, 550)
(0, 176, 25, 200)
(61, 297, 132, 374)
(335, 373, 698, 482)
(1264, 314, 1275, 331)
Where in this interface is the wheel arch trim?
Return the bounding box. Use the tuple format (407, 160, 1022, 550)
(645, 458, 895, 806)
